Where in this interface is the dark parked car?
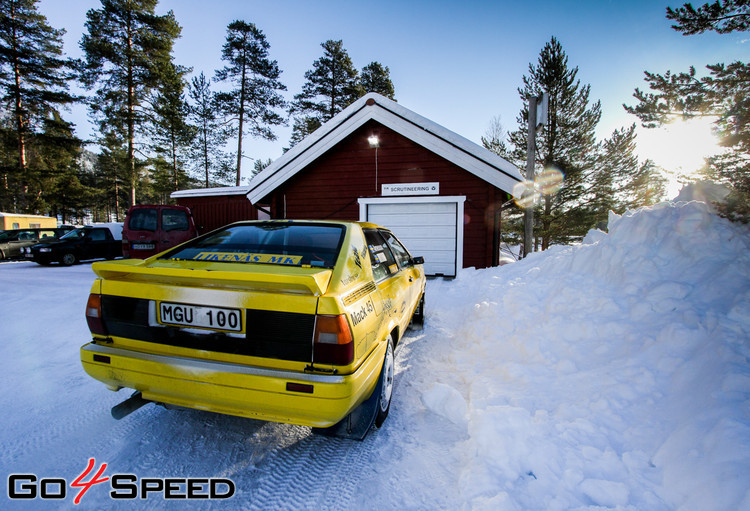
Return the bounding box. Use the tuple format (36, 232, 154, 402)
(0, 227, 74, 260)
(26, 223, 123, 266)
(122, 205, 198, 259)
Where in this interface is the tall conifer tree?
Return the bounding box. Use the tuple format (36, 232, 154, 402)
(214, 20, 286, 186)
(359, 62, 395, 99)
(148, 61, 194, 194)
(289, 40, 359, 145)
(80, 0, 180, 209)
(505, 37, 601, 249)
(0, 0, 77, 212)
(626, 1, 749, 220)
(187, 72, 229, 187)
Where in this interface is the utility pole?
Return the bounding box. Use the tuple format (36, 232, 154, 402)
(523, 93, 547, 258)
(524, 95, 538, 258)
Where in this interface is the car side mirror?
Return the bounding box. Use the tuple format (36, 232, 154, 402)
(411, 256, 424, 265)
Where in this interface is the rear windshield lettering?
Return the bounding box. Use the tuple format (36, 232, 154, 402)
(192, 252, 302, 265)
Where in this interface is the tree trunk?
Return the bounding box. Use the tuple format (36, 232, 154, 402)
(126, 10, 137, 208)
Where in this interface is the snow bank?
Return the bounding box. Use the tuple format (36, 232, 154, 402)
(418, 201, 750, 510)
(1, 201, 748, 510)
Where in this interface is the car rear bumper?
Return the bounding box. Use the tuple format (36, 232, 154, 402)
(80, 341, 384, 427)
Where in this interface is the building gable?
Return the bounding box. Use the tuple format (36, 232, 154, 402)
(246, 93, 522, 204)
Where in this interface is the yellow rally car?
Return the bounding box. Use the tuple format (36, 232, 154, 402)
(81, 220, 425, 439)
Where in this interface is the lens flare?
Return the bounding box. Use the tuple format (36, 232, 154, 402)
(513, 180, 540, 209)
(537, 167, 564, 195)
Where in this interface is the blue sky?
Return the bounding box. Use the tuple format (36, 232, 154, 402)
(38, 0, 747, 186)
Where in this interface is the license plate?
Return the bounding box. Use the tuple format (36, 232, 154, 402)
(132, 243, 155, 250)
(159, 302, 242, 332)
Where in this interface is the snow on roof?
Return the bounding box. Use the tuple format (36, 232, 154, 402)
(246, 92, 523, 204)
(84, 222, 123, 240)
(0, 212, 54, 218)
(171, 186, 252, 199)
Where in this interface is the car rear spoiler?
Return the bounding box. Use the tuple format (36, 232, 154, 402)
(91, 260, 333, 296)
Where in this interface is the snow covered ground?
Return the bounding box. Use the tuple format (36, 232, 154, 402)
(1, 200, 749, 510)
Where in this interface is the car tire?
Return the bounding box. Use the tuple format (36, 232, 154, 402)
(375, 335, 395, 428)
(61, 252, 78, 266)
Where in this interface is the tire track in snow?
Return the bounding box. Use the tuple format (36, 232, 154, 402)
(244, 431, 377, 510)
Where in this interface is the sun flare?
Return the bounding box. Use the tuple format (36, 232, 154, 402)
(636, 118, 724, 197)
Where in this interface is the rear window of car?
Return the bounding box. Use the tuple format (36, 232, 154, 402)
(127, 208, 158, 231)
(161, 223, 346, 268)
(161, 209, 190, 232)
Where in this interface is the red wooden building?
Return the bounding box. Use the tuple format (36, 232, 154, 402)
(174, 93, 522, 277)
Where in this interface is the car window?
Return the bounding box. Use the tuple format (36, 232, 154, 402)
(87, 229, 107, 241)
(39, 230, 56, 239)
(364, 229, 398, 281)
(162, 209, 190, 232)
(1, 231, 21, 241)
(162, 223, 345, 268)
(128, 208, 158, 231)
(380, 230, 412, 268)
(61, 229, 84, 240)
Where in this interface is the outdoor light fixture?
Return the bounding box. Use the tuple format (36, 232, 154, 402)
(368, 135, 380, 192)
(368, 135, 380, 148)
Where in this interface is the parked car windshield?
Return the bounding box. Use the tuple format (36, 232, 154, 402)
(60, 228, 85, 240)
(162, 223, 345, 268)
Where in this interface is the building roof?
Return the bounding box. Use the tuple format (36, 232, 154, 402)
(172, 186, 252, 199)
(245, 93, 523, 204)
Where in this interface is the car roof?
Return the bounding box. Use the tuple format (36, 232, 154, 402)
(225, 219, 388, 231)
(83, 222, 124, 240)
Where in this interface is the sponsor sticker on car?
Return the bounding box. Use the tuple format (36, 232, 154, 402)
(191, 252, 303, 265)
(159, 302, 242, 332)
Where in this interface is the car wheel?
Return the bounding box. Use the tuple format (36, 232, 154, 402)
(61, 252, 78, 266)
(375, 335, 395, 428)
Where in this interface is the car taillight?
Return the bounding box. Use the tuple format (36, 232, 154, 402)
(85, 293, 107, 335)
(121, 236, 129, 258)
(313, 314, 354, 365)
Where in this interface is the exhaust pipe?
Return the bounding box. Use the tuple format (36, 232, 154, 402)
(111, 391, 151, 420)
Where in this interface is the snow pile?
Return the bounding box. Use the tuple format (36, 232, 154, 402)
(416, 201, 750, 510)
(1, 201, 748, 510)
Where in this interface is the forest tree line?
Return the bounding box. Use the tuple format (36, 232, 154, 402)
(0, 0, 747, 247)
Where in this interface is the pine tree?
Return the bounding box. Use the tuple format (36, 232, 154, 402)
(147, 60, 194, 194)
(359, 62, 395, 99)
(626, 1, 749, 220)
(30, 111, 94, 222)
(589, 124, 666, 226)
(666, 0, 749, 34)
(0, 0, 77, 212)
(80, 0, 181, 208)
(94, 130, 128, 221)
(505, 37, 602, 249)
(289, 40, 359, 145)
(187, 72, 229, 187)
(214, 20, 287, 186)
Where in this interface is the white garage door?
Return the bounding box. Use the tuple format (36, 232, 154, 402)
(360, 197, 464, 277)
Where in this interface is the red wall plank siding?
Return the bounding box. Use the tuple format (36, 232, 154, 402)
(175, 194, 258, 234)
(263, 120, 506, 270)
